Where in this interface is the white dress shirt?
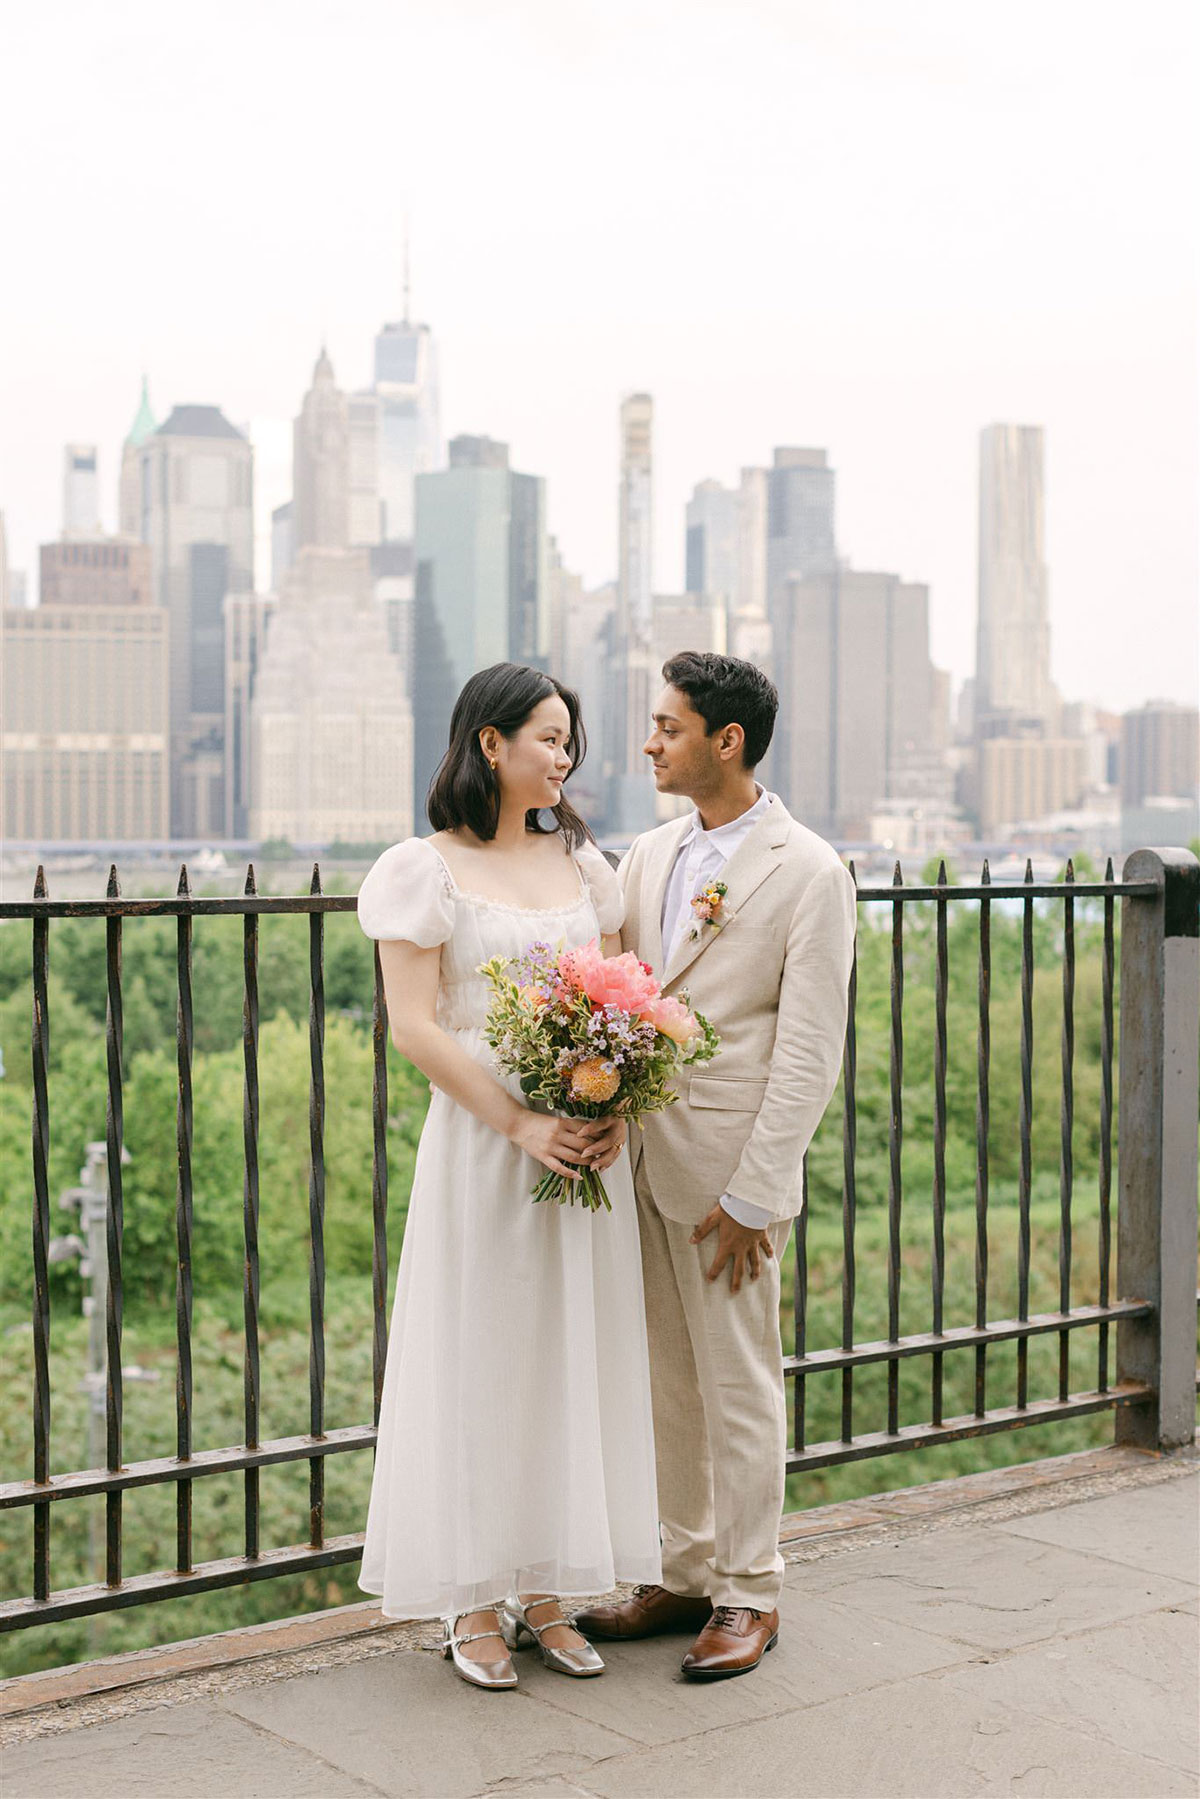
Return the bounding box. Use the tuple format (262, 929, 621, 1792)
(660, 788, 775, 1232)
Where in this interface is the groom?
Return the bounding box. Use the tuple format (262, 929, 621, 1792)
(576, 651, 856, 1678)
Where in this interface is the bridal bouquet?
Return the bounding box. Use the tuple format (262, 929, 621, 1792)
(479, 939, 720, 1212)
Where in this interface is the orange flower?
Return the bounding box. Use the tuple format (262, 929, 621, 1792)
(568, 1057, 621, 1104)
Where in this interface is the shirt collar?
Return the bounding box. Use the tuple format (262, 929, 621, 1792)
(681, 786, 772, 858)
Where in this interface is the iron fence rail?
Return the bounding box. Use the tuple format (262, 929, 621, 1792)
(0, 859, 1181, 1633)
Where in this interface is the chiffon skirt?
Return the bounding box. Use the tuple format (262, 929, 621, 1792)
(359, 1025, 662, 1619)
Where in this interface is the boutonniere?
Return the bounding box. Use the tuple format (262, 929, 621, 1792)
(688, 880, 733, 942)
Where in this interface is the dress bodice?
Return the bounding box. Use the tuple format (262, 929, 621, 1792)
(357, 835, 624, 1035)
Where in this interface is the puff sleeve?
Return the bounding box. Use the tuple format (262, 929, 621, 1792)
(575, 840, 626, 936)
(357, 838, 455, 947)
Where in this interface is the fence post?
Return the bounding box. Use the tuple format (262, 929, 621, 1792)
(1115, 846, 1199, 1452)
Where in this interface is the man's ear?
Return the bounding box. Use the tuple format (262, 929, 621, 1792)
(718, 723, 746, 763)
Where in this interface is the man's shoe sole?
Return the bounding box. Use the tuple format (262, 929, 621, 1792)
(680, 1631, 779, 1679)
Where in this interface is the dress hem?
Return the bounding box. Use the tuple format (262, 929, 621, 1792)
(360, 1569, 663, 1623)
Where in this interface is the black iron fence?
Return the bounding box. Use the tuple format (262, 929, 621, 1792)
(1, 849, 1196, 1634)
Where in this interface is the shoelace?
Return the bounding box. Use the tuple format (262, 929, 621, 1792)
(711, 1605, 761, 1630)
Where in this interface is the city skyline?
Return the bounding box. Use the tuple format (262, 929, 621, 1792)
(1, 0, 1195, 715)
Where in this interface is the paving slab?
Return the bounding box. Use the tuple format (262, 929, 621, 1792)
(0, 1699, 379, 1799)
(997, 1469, 1200, 1584)
(517, 1582, 971, 1747)
(579, 1676, 1199, 1799)
(939, 1603, 1200, 1777)
(784, 1521, 1194, 1651)
(223, 1648, 635, 1799)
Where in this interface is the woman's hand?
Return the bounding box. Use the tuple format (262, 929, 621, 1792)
(509, 1111, 598, 1182)
(577, 1115, 628, 1173)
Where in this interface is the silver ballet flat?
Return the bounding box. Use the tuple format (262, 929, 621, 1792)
(499, 1596, 606, 1677)
(442, 1614, 518, 1690)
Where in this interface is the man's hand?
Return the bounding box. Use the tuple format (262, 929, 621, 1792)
(690, 1204, 774, 1293)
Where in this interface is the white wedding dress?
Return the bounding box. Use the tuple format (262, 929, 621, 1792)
(356, 835, 662, 1620)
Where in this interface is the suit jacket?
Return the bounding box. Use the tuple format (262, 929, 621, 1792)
(619, 796, 856, 1228)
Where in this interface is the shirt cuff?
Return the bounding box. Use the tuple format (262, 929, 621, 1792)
(719, 1191, 774, 1231)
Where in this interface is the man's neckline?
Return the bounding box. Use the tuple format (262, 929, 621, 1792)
(691, 786, 770, 839)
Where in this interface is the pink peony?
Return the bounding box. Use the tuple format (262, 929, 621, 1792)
(556, 940, 662, 1013)
(641, 994, 702, 1045)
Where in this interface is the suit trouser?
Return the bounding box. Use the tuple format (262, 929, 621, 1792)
(633, 1154, 792, 1611)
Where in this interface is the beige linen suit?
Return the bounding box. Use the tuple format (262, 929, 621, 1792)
(619, 796, 856, 1609)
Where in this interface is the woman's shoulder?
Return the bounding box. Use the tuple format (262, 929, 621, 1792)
(357, 837, 455, 945)
(572, 837, 624, 934)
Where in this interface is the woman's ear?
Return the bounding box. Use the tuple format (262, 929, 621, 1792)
(479, 727, 501, 767)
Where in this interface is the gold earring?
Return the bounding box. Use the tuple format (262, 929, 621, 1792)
(489, 758, 498, 771)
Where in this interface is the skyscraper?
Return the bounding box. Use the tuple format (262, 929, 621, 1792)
(685, 480, 739, 611)
(2, 550, 169, 843)
(374, 316, 442, 543)
(248, 550, 411, 845)
(975, 424, 1052, 730)
(773, 568, 940, 838)
(40, 538, 152, 608)
(1120, 702, 1199, 808)
(766, 447, 837, 618)
(247, 349, 412, 845)
(618, 394, 653, 641)
(136, 404, 254, 837)
(118, 378, 157, 538)
(610, 394, 657, 834)
(293, 349, 349, 552)
(63, 444, 102, 538)
(412, 434, 548, 824)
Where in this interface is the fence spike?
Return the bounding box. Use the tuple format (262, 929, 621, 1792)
(177, 863, 191, 897)
(892, 860, 903, 886)
(937, 859, 948, 886)
(244, 863, 257, 896)
(107, 864, 120, 899)
(310, 862, 323, 896)
(1024, 858, 1034, 883)
(981, 857, 991, 886)
(847, 857, 857, 885)
(34, 864, 48, 899)
(1065, 857, 1075, 883)
(1104, 855, 1114, 881)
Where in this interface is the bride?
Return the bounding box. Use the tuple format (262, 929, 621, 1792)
(356, 662, 661, 1689)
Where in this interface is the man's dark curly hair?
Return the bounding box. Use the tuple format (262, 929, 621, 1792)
(661, 651, 778, 769)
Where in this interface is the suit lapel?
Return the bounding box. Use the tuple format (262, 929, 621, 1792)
(662, 801, 791, 990)
(639, 813, 694, 978)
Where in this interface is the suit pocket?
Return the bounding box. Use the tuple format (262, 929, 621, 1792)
(688, 1074, 769, 1111)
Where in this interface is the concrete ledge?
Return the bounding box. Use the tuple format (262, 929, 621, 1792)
(2, 1441, 1194, 1737)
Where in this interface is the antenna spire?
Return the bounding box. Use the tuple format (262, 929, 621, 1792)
(402, 217, 411, 325)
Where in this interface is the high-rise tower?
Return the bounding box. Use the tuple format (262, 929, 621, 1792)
(293, 349, 349, 552)
(618, 393, 653, 641)
(374, 315, 442, 544)
(63, 444, 102, 538)
(765, 447, 837, 617)
(118, 377, 157, 538)
(137, 404, 254, 837)
(975, 424, 1052, 730)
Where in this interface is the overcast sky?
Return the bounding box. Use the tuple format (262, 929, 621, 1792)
(2, 0, 1196, 710)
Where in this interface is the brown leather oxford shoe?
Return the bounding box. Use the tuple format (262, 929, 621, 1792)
(681, 1605, 780, 1678)
(573, 1584, 713, 1641)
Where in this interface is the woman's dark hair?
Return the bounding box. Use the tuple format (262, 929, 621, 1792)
(661, 651, 778, 768)
(427, 662, 593, 848)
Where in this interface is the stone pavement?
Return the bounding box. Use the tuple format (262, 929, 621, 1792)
(2, 1453, 1197, 1799)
